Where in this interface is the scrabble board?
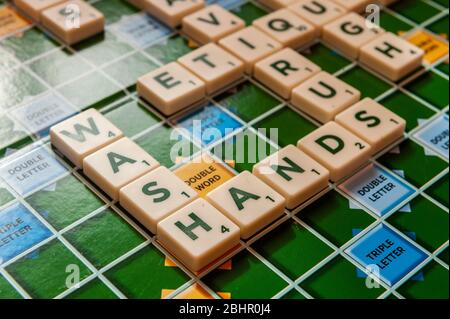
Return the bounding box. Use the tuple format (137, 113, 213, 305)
(0, 0, 448, 299)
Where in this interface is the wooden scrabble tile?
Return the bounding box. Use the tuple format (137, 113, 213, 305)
(206, 171, 286, 239)
(297, 121, 372, 181)
(335, 98, 405, 154)
(322, 12, 384, 59)
(291, 71, 361, 123)
(41, 0, 105, 45)
(144, 0, 205, 27)
(287, 0, 346, 32)
(330, 0, 371, 12)
(0, 6, 32, 38)
(174, 154, 235, 198)
(14, 0, 66, 21)
(252, 8, 318, 49)
(253, 145, 329, 209)
(181, 4, 245, 45)
(178, 43, 245, 94)
(83, 137, 160, 200)
(137, 62, 206, 116)
(259, 0, 297, 10)
(359, 32, 424, 81)
(50, 108, 123, 168)
(254, 47, 321, 99)
(218, 26, 282, 74)
(157, 198, 240, 272)
(120, 166, 198, 234)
